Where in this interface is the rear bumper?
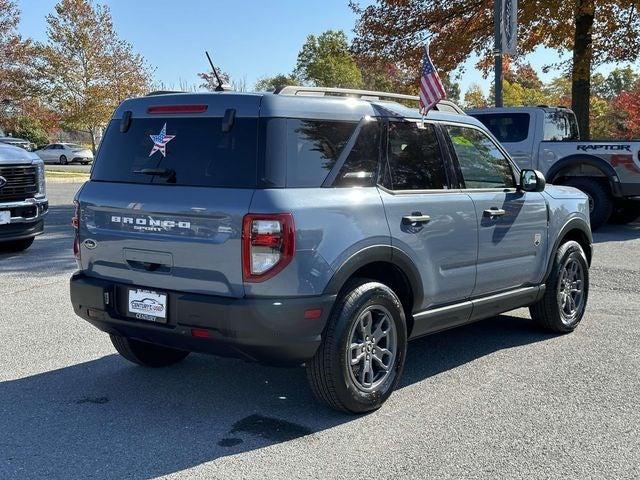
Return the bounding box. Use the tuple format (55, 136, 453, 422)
(70, 272, 335, 365)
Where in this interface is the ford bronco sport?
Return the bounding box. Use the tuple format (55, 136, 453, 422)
(70, 86, 592, 413)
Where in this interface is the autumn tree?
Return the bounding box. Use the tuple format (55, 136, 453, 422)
(295, 30, 363, 88)
(464, 84, 488, 109)
(352, 0, 640, 139)
(0, 1, 38, 114)
(37, 0, 152, 151)
(254, 74, 298, 92)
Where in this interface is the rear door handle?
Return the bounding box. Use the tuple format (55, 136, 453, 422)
(483, 208, 506, 218)
(402, 214, 431, 225)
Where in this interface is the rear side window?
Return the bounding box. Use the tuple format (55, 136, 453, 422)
(544, 111, 580, 141)
(285, 119, 355, 187)
(446, 125, 515, 189)
(472, 113, 530, 143)
(386, 122, 448, 190)
(92, 118, 258, 187)
(333, 120, 380, 187)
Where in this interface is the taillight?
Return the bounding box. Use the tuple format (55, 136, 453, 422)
(242, 213, 295, 282)
(72, 201, 80, 262)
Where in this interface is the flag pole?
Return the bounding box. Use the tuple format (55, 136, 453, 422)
(494, 0, 504, 107)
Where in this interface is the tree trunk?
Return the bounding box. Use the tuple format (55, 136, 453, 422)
(571, 0, 595, 140)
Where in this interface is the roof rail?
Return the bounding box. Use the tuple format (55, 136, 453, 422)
(275, 86, 465, 114)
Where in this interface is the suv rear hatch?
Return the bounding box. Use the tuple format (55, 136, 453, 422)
(77, 96, 261, 298)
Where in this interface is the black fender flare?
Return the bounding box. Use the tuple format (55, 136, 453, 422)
(546, 154, 622, 196)
(543, 217, 593, 283)
(323, 245, 423, 311)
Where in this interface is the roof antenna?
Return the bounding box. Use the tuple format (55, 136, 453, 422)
(205, 51, 226, 92)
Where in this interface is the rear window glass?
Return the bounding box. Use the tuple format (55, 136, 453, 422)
(333, 120, 380, 187)
(92, 118, 258, 187)
(285, 119, 356, 187)
(472, 113, 530, 143)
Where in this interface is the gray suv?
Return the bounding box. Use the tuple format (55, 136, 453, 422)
(70, 87, 592, 413)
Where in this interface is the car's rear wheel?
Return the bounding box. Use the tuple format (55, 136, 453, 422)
(0, 237, 34, 252)
(530, 240, 589, 333)
(563, 177, 612, 230)
(59, 155, 68, 165)
(110, 335, 190, 367)
(306, 279, 407, 413)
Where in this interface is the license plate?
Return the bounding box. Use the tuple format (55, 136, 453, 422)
(127, 288, 168, 323)
(0, 211, 10, 225)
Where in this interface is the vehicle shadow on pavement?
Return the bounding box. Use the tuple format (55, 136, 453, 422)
(0, 313, 554, 480)
(0, 205, 76, 275)
(592, 222, 640, 244)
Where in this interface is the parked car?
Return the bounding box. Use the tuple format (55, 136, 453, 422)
(70, 87, 591, 413)
(0, 142, 48, 252)
(468, 106, 640, 228)
(0, 135, 34, 151)
(35, 143, 94, 165)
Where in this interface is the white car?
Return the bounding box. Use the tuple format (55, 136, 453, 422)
(35, 143, 94, 165)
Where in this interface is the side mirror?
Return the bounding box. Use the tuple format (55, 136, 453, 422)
(520, 169, 546, 192)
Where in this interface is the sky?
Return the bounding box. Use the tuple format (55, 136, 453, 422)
(14, 0, 618, 96)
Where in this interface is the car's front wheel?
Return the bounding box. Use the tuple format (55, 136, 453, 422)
(530, 240, 589, 333)
(306, 279, 407, 413)
(110, 335, 190, 367)
(59, 155, 68, 165)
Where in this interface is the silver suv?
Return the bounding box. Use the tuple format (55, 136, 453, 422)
(70, 87, 592, 413)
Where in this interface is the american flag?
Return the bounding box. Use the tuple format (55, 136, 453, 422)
(418, 45, 446, 115)
(148, 123, 175, 157)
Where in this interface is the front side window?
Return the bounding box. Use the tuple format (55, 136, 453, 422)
(472, 113, 530, 143)
(446, 125, 515, 189)
(386, 122, 448, 190)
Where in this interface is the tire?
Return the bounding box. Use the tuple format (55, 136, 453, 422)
(110, 334, 190, 367)
(530, 240, 589, 333)
(59, 155, 68, 165)
(563, 177, 612, 230)
(306, 279, 407, 413)
(0, 237, 34, 252)
(609, 199, 640, 225)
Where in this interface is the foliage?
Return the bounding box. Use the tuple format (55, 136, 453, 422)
(198, 68, 231, 91)
(0, 0, 39, 113)
(4, 115, 49, 147)
(295, 30, 363, 88)
(612, 83, 640, 139)
(254, 74, 298, 92)
(36, 0, 152, 151)
(351, 0, 640, 138)
(463, 84, 488, 109)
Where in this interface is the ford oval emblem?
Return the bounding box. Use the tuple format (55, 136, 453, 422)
(83, 238, 98, 249)
(0, 176, 7, 189)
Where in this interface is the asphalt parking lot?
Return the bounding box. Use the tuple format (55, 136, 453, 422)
(1, 182, 639, 480)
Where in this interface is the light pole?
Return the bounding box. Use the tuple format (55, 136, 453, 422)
(494, 0, 503, 107)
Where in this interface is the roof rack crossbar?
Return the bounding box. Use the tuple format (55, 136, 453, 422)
(274, 86, 465, 114)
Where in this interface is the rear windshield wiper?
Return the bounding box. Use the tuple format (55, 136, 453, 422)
(133, 168, 175, 177)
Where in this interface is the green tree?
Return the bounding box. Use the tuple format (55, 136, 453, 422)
(295, 30, 363, 88)
(5, 116, 49, 147)
(254, 74, 298, 92)
(37, 0, 152, 152)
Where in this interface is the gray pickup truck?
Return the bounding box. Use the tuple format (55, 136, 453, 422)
(469, 106, 640, 229)
(70, 87, 592, 413)
(0, 143, 48, 251)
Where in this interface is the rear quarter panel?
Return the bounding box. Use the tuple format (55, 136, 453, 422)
(246, 188, 390, 297)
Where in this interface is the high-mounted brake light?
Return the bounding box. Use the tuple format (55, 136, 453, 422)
(242, 214, 295, 282)
(147, 104, 208, 114)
